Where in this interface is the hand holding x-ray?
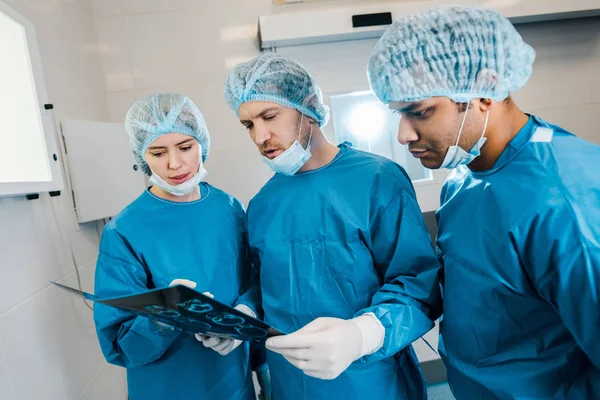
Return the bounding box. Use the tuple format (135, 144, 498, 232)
(196, 294, 256, 356)
(265, 315, 384, 380)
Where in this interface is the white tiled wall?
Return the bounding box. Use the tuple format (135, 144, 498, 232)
(0, 0, 126, 399)
(92, 0, 409, 206)
(513, 17, 600, 142)
(91, 1, 600, 207)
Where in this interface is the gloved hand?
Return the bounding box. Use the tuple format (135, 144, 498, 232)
(168, 278, 197, 289)
(256, 364, 272, 400)
(195, 303, 256, 356)
(169, 279, 213, 301)
(265, 314, 385, 380)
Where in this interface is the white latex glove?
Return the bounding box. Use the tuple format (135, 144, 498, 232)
(195, 302, 256, 356)
(168, 279, 212, 301)
(265, 314, 385, 380)
(168, 278, 197, 289)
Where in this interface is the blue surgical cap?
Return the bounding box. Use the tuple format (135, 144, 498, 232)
(368, 6, 536, 104)
(125, 93, 210, 175)
(224, 53, 330, 127)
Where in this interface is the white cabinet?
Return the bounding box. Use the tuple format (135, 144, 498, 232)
(61, 120, 146, 223)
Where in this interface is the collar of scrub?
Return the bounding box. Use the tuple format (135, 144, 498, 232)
(282, 141, 352, 178)
(145, 181, 210, 205)
(469, 115, 552, 176)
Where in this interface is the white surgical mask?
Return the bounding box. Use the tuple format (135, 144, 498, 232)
(440, 102, 490, 169)
(148, 145, 208, 196)
(262, 114, 312, 176)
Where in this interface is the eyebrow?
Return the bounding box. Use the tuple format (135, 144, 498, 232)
(147, 138, 194, 150)
(399, 102, 426, 113)
(240, 107, 280, 124)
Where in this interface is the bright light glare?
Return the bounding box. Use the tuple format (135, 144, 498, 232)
(348, 102, 385, 140)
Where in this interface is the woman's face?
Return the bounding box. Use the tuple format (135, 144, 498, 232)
(144, 133, 200, 185)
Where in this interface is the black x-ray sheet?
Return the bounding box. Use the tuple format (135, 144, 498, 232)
(52, 282, 283, 341)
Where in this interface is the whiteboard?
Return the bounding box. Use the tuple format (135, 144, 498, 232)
(0, 1, 63, 197)
(61, 120, 146, 223)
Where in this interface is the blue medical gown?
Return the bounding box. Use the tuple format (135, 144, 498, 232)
(245, 143, 442, 399)
(437, 116, 600, 399)
(94, 183, 256, 400)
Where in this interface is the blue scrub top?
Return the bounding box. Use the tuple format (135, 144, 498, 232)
(246, 143, 442, 399)
(94, 183, 256, 400)
(437, 116, 600, 399)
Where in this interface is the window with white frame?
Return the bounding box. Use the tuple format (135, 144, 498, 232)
(330, 90, 432, 183)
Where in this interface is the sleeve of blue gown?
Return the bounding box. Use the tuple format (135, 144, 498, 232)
(94, 227, 182, 368)
(518, 198, 600, 369)
(235, 208, 263, 318)
(358, 166, 443, 362)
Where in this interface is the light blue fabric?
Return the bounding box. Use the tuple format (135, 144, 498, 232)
(368, 6, 535, 104)
(93, 183, 256, 400)
(124, 93, 210, 175)
(224, 53, 330, 127)
(246, 143, 442, 399)
(436, 116, 600, 399)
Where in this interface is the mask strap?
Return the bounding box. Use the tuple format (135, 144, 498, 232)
(480, 110, 490, 140)
(455, 102, 471, 146)
(306, 122, 313, 149)
(195, 143, 203, 173)
(297, 112, 312, 150)
(297, 113, 304, 141)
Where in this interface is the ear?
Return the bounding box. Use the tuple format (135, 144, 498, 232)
(477, 98, 495, 112)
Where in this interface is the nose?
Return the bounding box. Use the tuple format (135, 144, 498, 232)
(253, 122, 272, 146)
(167, 151, 183, 170)
(397, 117, 419, 145)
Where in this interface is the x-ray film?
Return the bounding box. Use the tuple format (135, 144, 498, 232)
(52, 282, 284, 341)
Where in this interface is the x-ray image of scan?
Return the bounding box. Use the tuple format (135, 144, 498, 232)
(207, 312, 246, 326)
(178, 299, 213, 314)
(51, 281, 284, 341)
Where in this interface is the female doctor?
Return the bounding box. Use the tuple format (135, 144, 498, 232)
(93, 93, 269, 400)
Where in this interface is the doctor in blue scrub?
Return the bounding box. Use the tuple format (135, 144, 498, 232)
(368, 6, 600, 399)
(212, 53, 442, 399)
(93, 93, 270, 400)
